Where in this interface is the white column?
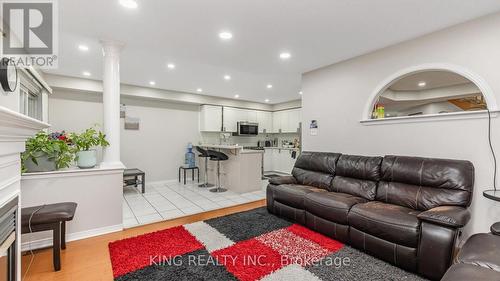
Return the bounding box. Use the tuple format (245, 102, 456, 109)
(100, 40, 124, 168)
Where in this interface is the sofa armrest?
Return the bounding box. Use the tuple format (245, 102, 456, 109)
(417, 206, 470, 228)
(268, 175, 297, 186)
(491, 222, 500, 235)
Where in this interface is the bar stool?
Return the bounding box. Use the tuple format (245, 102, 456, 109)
(196, 146, 214, 188)
(207, 150, 229, 193)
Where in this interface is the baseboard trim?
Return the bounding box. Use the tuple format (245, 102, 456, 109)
(21, 224, 123, 251)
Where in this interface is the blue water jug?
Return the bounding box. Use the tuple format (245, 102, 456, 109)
(185, 143, 196, 168)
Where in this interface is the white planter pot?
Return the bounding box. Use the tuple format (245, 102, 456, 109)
(76, 150, 97, 169)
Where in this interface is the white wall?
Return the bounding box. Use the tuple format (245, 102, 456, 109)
(48, 90, 201, 182)
(0, 78, 20, 112)
(302, 12, 500, 236)
(21, 168, 123, 250)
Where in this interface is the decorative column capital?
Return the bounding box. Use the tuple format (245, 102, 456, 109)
(100, 40, 124, 57)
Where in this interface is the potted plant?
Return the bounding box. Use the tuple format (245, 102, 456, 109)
(70, 127, 109, 169)
(22, 131, 74, 173)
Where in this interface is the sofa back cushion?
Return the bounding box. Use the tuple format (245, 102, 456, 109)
(376, 155, 474, 210)
(331, 154, 382, 200)
(291, 151, 341, 190)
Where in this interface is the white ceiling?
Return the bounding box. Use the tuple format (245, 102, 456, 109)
(389, 71, 471, 91)
(45, 0, 500, 104)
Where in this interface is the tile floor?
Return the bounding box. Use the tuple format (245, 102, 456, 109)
(123, 179, 268, 228)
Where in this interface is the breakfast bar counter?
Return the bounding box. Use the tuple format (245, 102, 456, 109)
(199, 144, 263, 194)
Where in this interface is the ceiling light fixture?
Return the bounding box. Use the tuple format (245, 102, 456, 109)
(219, 31, 233, 40)
(279, 52, 291, 59)
(224, 75, 231, 80)
(418, 81, 427, 87)
(78, 45, 89, 51)
(299, 91, 303, 95)
(234, 94, 240, 99)
(82, 71, 91, 76)
(266, 84, 273, 89)
(197, 88, 203, 93)
(119, 0, 138, 9)
(149, 81, 156, 86)
(167, 63, 176, 69)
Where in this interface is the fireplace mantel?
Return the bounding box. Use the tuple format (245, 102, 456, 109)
(0, 105, 49, 280)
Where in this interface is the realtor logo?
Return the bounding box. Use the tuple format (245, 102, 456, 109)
(1, 0, 58, 68)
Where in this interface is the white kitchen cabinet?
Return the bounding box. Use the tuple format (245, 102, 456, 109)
(223, 107, 246, 132)
(272, 111, 285, 133)
(271, 109, 301, 133)
(285, 109, 301, 133)
(266, 148, 298, 174)
(257, 111, 273, 133)
(264, 148, 273, 171)
(246, 110, 258, 123)
(200, 105, 222, 132)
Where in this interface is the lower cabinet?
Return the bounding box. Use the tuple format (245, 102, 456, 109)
(264, 148, 298, 174)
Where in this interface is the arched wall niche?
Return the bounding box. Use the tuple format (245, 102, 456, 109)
(362, 63, 498, 124)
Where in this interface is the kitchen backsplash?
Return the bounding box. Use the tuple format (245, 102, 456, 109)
(200, 132, 300, 147)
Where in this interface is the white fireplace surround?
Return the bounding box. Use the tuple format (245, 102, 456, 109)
(0, 106, 49, 280)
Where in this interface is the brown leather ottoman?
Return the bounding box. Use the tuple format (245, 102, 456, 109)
(21, 202, 77, 271)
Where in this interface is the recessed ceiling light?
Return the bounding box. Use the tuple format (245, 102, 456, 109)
(299, 91, 303, 95)
(197, 88, 203, 93)
(78, 45, 89, 51)
(224, 75, 231, 80)
(167, 63, 176, 69)
(265, 99, 270, 103)
(266, 84, 273, 89)
(119, 0, 138, 9)
(219, 31, 233, 40)
(149, 81, 156, 86)
(82, 71, 91, 76)
(279, 52, 291, 59)
(418, 81, 427, 87)
(234, 94, 240, 99)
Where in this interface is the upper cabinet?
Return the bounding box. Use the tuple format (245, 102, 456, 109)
(272, 108, 301, 133)
(200, 105, 222, 132)
(257, 111, 273, 133)
(200, 105, 301, 134)
(223, 107, 247, 132)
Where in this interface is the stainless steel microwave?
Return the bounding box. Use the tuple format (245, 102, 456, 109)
(237, 122, 258, 136)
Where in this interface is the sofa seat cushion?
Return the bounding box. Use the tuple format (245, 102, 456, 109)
(456, 233, 500, 272)
(348, 201, 421, 247)
(305, 192, 366, 224)
(441, 264, 500, 281)
(273, 184, 326, 210)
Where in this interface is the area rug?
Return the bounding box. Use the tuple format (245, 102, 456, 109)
(108, 207, 427, 281)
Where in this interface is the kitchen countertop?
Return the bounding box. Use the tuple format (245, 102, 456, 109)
(199, 144, 243, 149)
(264, 147, 300, 151)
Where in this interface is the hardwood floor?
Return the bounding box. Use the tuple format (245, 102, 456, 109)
(22, 200, 266, 281)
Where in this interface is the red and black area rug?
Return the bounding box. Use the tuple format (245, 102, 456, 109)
(109, 207, 426, 281)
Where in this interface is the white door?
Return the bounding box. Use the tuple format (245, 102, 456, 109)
(200, 105, 222, 132)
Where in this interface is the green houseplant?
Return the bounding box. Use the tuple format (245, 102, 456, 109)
(70, 127, 109, 169)
(22, 131, 74, 173)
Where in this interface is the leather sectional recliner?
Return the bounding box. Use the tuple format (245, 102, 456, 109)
(267, 151, 474, 280)
(441, 222, 500, 280)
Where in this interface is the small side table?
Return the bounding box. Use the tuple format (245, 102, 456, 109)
(179, 166, 199, 185)
(124, 168, 146, 193)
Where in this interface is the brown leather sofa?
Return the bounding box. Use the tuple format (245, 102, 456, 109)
(441, 222, 500, 280)
(267, 151, 474, 280)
